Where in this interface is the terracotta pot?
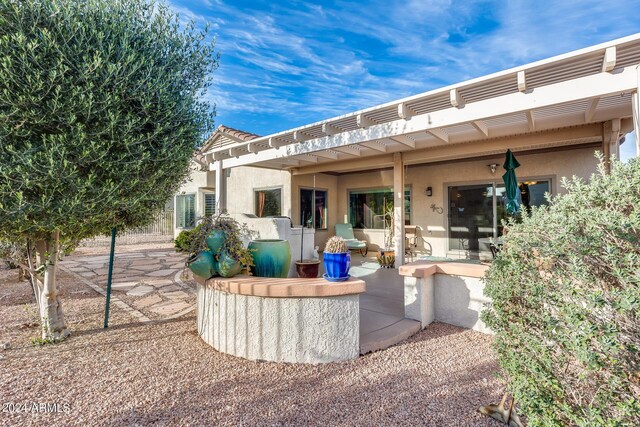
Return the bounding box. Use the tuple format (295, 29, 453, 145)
(295, 260, 320, 278)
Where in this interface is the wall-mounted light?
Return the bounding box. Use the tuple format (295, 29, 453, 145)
(426, 186, 432, 197)
(488, 164, 499, 174)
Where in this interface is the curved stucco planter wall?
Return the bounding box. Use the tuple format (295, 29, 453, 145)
(196, 276, 365, 364)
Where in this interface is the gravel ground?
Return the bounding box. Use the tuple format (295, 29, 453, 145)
(0, 262, 504, 427)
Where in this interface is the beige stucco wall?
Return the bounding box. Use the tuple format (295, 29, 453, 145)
(174, 161, 215, 236)
(336, 145, 600, 257)
(225, 166, 292, 218)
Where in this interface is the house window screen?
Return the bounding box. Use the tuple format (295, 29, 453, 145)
(176, 194, 196, 228)
(204, 193, 216, 217)
(348, 188, 410, 229)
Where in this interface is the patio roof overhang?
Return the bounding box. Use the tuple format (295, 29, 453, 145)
(204, 34, 640, 172)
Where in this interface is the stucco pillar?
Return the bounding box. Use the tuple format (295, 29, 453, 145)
(215, 161, 226, 214)
(393, 153, 405, 268)
(602, 119, 621, 172)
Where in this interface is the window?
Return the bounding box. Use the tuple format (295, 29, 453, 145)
(176, 194, 196, 228)
(448, 180, 550, 252)
(255, 188, 282, 217)
(204, 193, 216, 217)
(300, 189, 328, 229)
(348, 187, 411, 229)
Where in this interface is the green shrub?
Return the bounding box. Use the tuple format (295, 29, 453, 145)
(174, 225, 201, 253)
(482, 157, 640, 426)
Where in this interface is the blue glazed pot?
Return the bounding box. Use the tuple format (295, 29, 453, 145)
(206, 230, 225, 254)
(187, 251, 217, 279)
(323, 252, 351, 279)
(248, 239, 291, 278)
(218, 251, 243, 278)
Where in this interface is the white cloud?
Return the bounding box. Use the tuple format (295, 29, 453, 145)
(169, 0, 640, 134)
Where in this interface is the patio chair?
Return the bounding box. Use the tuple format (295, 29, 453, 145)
(405, 225, 418, 262)
(334, 223, 368, 256)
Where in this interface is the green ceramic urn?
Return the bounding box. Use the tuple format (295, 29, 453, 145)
(187, 250, 217, 279)
(248, 239, 291, 278)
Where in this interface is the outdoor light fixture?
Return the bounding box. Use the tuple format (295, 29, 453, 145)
(426, 187, 432, 197)
(488, 164, 499, 174)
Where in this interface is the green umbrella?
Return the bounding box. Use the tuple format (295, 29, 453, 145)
(502, 149, 521, 215)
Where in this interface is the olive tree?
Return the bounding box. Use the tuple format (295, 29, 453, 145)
(0, 0, 218, 339)
(482, 157, 640, 426)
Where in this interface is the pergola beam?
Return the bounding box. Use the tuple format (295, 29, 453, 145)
(247, 142, 262, 154)
(360, 140, 387, 152)
(293, 130, 312, 142)
(517, 70, 527, 92)
(602, 46, 616, 72)
(357, 114, 376, 128)
(427, 128, 449, 143)
(398, 102, 418, 119)
(585, 97, 600, 122)
(296, 154, 318, 163)
(450, 89, 463, 108)
(525, 110, 536, 131)
(472, 120, 489, 137)
(228, 147, 244, 158)
(322, 123, 341, 136)
(313, 150, 340, 160)
(333, 146, 362, 156)
(269, 137, 288, 149)
(389, 135, 416, 148)
(219, 67, 637, 169)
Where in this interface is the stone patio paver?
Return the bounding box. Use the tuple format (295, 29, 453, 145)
(134, 294, 163, 309)
(126, 284, 155, 297)
(145, 269, 177, 277)
(59, 246, 194, 323)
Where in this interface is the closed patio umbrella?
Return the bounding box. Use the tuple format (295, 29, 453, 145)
(502, 149, 521, 215)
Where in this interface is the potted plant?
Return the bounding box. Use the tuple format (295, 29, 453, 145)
(185, 212, 254, 279)
(377, 199, 395, 268)
(323, 236, 350, 282)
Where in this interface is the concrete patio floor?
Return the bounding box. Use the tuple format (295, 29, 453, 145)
(319, 253, 421, 354)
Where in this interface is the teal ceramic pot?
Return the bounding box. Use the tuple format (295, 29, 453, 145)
(206, 230, 226, 254)
(248, 239, 291, 278)
(187, 251, 216, 279)
(217, 251, 243, 278)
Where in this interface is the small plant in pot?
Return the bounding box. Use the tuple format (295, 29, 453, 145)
(323, 236, 350, 282)
(185, 212, 254, 279)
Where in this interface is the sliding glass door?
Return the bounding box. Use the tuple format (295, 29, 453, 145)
(448, 180, 550, 255)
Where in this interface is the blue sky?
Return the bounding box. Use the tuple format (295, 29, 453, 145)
(169, 0, 640, 160)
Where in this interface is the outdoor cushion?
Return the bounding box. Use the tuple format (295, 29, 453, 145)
(335, 224, 367, 249)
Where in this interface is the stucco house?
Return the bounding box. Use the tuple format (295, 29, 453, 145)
(174, 34, 640, 265)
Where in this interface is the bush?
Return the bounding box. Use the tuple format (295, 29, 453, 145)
(482, 157, 640, 426)
(174, 226, 201, 253)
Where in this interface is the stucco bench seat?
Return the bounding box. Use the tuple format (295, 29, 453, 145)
(195, 275, 366, 364)
(399, 261, 492, 334)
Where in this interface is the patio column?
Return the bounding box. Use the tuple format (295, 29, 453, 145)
(602, 119, 621, 172)
(393, 153, 405, 268)
(215, 161, 226, 214)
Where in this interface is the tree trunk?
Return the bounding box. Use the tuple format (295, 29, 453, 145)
(34, 231, 69, 340)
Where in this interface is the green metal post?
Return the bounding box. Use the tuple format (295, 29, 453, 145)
(103, 227, 117, 328)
